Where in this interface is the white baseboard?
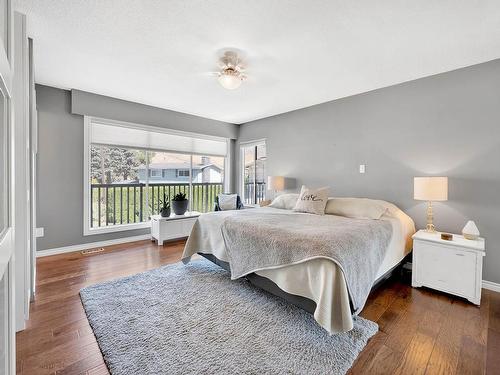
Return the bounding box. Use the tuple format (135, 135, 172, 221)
(36, 234, 152, 257)
(482, 280, 500, 293)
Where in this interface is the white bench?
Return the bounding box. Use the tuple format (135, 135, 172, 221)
(151, 212, 200, 246)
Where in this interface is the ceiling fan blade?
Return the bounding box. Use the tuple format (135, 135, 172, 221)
(200, 71, 220, 77)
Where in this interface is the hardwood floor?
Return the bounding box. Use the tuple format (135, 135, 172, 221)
(16, 239, 500, 375)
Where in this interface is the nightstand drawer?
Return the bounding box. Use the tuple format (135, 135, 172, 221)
(414, 241, 476, 297)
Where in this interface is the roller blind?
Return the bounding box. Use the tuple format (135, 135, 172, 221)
(90, 118, 227, 156)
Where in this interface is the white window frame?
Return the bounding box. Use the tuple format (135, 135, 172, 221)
(177, 169, 189, 177)
(239, 139, 266, 207)
(83, 116, 230, 235)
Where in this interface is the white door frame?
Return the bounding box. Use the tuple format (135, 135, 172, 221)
(29, 37, 37, 301)
(13, 11, 31, 332)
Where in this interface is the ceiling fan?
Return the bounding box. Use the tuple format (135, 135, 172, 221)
(212, 50, 247, 90)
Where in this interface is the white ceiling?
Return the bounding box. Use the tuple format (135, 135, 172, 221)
(14, 1, 500, 124)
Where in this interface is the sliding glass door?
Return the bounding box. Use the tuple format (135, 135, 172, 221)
(241, 141, 266, 205)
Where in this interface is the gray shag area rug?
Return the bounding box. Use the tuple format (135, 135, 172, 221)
(80, 259, 377, 375)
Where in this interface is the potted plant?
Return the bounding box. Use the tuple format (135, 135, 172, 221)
(159, 193, 171, 217)
(172, 192, 189, 215)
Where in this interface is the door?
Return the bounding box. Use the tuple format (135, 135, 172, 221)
(0, 0, 16, 373)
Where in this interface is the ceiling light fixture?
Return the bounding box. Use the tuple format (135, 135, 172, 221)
(218, 67, 244, 90)
(215, 51, 246, 90)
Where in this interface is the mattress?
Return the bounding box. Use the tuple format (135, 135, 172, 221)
(182, 207, 415, 333)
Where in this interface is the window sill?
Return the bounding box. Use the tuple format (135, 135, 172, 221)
(84, 221, 151, 236)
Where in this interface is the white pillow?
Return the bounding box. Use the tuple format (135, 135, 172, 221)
(369, 199, 400, 216)
(269, 193, 299, 210)
(324, 197, 391, 219)
(293, 186, 329, 215)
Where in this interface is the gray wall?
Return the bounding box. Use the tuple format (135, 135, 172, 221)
(36, 84, 237, 250)
(72, 89, 238, 140)
(238, 59, 500, 284)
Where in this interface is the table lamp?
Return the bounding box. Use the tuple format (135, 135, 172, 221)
(414, 177, 448, 232)
(267, 176, 286, 194)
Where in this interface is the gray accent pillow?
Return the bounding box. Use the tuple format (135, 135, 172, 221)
(218, 194, 237, 211)
(292, 186, 329, 215)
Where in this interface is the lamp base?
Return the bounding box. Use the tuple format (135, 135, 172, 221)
(425, 201, 437, 233)
(425, 223, 436, 233)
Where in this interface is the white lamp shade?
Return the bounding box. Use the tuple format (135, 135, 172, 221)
(414, 177, 448, 201)
(267, 176, 286, 191)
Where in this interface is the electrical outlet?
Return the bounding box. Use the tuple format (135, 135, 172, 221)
(35, 227, 44, 238)
(359, 164, 366, 174)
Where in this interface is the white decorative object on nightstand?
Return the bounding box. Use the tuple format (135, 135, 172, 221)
(151, 212, 200, 246)
(462, 220, 480, 240)
(412, 229, 485, 305)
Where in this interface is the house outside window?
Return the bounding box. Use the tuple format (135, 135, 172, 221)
(241, 140, 266, 205)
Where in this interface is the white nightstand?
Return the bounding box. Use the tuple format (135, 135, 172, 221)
(151, 212, 200, 246)
(412, 230, 485, 305)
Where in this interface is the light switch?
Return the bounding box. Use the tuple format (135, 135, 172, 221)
(35, 227, 44, 238)
(359, 164, 366, 174)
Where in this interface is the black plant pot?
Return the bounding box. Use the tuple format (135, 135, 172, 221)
(160, 206, 171, 217)
(172, 200, 188, 215)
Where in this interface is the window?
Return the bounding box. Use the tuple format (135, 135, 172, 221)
(192, 155, 225, 212)
(147, 151, 192, 218)
(149, 169, 162, 178)
(84, 117, 228, 234)
(241, 140, 266, 205)
(89, 145, 146, 228)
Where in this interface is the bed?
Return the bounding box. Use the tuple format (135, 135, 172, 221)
(182, 200, 415, 333)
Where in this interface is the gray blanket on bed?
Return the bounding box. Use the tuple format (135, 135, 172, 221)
(221, 211, 392, 313)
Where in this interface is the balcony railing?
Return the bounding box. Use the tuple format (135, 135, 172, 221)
(243, 182, 266, 205)
(90, 182, 223, 228)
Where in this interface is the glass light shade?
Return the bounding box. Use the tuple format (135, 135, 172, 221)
(268, 176, 286, 191)
(218, 71, 242, 90)
(414, 176, 448, 201)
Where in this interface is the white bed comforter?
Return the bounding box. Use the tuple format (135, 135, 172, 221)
(182, 207, 414, 333)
